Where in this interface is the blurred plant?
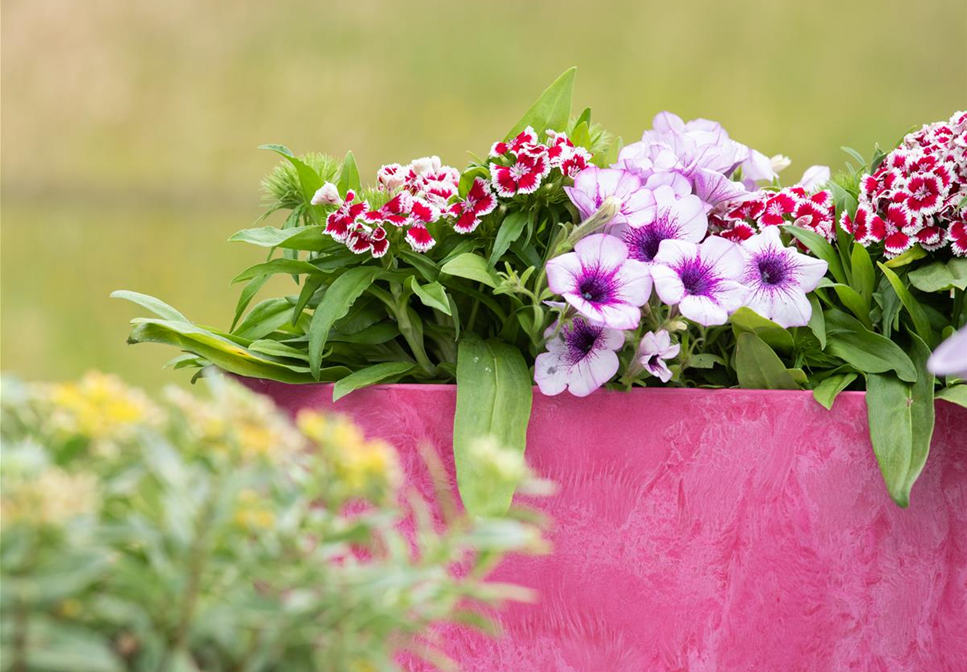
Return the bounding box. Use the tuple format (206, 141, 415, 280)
(0, 372, 547, 672)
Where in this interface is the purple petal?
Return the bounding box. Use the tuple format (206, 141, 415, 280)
(928, 327, 967, 377)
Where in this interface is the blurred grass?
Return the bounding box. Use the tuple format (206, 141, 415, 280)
(2, 0, 965, 389)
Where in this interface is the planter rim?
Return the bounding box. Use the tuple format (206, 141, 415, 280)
(239, 376, 868, 400)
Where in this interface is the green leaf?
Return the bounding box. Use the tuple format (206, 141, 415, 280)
(333, 362, 416, 402)
(489, 210, 530, 267)
(337, 150, 361, 195)
(865, 336, 934, 507)
(229, 225, 331, 251)
(308, 267, 381, 379)
(408, 277, 451, 315)
(110, 290, 190, 323)
(877, 262, 934, 346)
(841, 146, 867, 168)
(734, 332, 799, 389)
(453, 337, 533, 517)
(812, 372, 857, 410)
(784, 225, 847, 285)
(126, 319, 321, 383)
(937, 385, 967, 409)
(232, 298, 293, 341)
(908, 258, 967, 293)
(248, 339, 310, 361)
(828, 283, 873, 329)
(729, 307, 794, 351)
(440, 253, 499, 288)
(231, 258, 322, 284)
(807, 294, 826, 349)
(505, 67, 576, 139)
(399, 250, 441, 282)
(570, 120, 592, 150)
(883, 244, 927, 268)
(824, 309, 918, 382)
(231, 274, 270, 330)
(850, 243, 875, 303)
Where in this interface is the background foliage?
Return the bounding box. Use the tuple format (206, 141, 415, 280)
(2, 0, 965, 389)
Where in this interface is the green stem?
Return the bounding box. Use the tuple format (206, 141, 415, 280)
(391, 284, 437, 377)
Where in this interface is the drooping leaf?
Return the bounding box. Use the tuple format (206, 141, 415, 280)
(734, 332, 799, 389)
(828, 283, 873, 329)
(332, 362, 417, 402)
(505, 67, 576, 140)
(812, 372, 857, 410)
(440, 253, 500, 288)
(308, 266, 382, 379)
(883, 245, 927, 268)
(110, 291, 190, 323)
(908, 258, 967, 293)
(850, 243, 875, 303)
(729, 307, 794, 351)
(823, 309, 918, 382)
(229, 225, 331, 252)
(407, 277, 452, 315)
(260, 144, 323, 203)
(232, 298, 293, 341)
(231, 274, 270, 330)
(231, 258, 323, 284)
(453, 337, 533, 517)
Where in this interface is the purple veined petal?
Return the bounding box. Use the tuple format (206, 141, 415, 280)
(740, 149, 778, 183)
(591, 302, 641, 331)
(750, 286, 812, 329)
(691, 168, 750, 210)
(644, 357, 673, 383)
(569, 349, 620, 397)
(573, 234, 629, 274)
(790, 255, 829, 293)
(927, 326, 967, 378)
(621, 189, 659, 227)
(644, 171, 692, 196)
(564, 185, 597, 220)
(699, 236, 746, 280)
(798, 165, 831, 190)
(545, 252, 583, 295)
(649, 264, 686, 305)
(665, 342, 681, 359)
(679, 293, 730, 326)
(653, 238, 698, 269)
(534, 351, 569, 396)
(652, 111, 685, 135)
(712, 279, 750, 314)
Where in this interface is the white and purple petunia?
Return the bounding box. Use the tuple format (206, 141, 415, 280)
(565, 167, 657, 228)
(636, 330, 680, 383)
(739, 227, 828, 328)
(614, 186, 708, 265)
(650, 237, 748, 326)
(546, 234, 652, 330)
(927, 326, 967, 378)
(534, 317, 624, 397)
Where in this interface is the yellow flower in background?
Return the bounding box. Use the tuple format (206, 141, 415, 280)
(0, 467, 100, 527)
(47, 371, 156, 442)
(233, 489, 276, 530)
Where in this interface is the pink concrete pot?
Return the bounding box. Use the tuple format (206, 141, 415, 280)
(241, 380, 967, 672)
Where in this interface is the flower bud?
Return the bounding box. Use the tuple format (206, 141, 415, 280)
(310, 182, 341, 206)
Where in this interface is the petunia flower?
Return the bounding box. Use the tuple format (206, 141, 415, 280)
(738, 227, 828, 328)
(534, 317, 624, 397)
(564, 167, 657, 228)
(798, 165, 831, 190)
(927, 325, 967, 378)
(448, 177, 497, 234)
(635, 330, 680, 383)
(650, 237, 748, 326)
(615, 187, 707, 265)
(490, 149, 551, 198)
(546, 234, 652, 330)
(310, 181, 341, 206)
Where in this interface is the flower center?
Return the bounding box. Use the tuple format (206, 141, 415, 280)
(578, 272, 613, 304)
(624, 215, 677, 262)
(756, 253, 789, 286)
(679, 258, 716, 296)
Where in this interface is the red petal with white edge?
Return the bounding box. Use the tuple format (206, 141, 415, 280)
(410, 199, 440, 224)
(839, 211, 855, 235)
(325, 214, 351, 241)
(490, 141, 510, 158)
(949, 221, 967, 256)
(883, 231, 913, 257)
(916, 226, 944, 250)
(370, 237, 390, 258)
(885, 202, 916, 234)
(860, 175, 879, 199)
(809, 190, 832, 211)
(406, 225, 436, 252)
(469, 178, 497, 215)
(490, 163, 519, 198)
(454, 209, 480, 234)
(347, 233, 373, 255)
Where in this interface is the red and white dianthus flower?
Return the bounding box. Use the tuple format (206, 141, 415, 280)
(325, 190, 369, 242)
(448, 177, 497, 234)
(711, 186, 836, 242)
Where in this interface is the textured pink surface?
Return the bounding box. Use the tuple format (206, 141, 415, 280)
(242, 380, 967, 672)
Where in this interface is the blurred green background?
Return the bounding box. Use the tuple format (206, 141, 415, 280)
(2, 0, 965, 389)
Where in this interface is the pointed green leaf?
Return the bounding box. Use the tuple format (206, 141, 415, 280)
(812, 372, 857, 410)
(408, 277, 451, 315)
(231, 258, 323, 284)
(824, 309, 918, 382)
(734, 332, 799, 389)
(807, 294, 826, 349)
(850, 243, 875, 303)
(489, 210, 530, 267)
(505, 67, 576, 139)
(440, 253, 499, 288)
(232, 298, 293, 341)
(111, 290, 190, 323)
(260, 144, 323, 203)
(308, 266, 381, 379)
(784, 225, 847, 285)
(877, 262, 935, 346)
(337, 150, 361, 195)
(333, 362, 416, 402)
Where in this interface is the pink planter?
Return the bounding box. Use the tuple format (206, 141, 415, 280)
(242, 380, 967, 672)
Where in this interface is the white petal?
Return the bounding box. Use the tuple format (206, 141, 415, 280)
(765, 288, 812, 328)
(600, 327, 626, 351)
(701, 236, 746, 280)
(679, 294, 729, 326)
(568, 350, 620, 397)
(653, 238, 696, 268)
(575, 234, 628, 273)
(790, 254, 829, 292)
(645, 358, 673, 383)
(564, 186, 597, 220)
(713, 280, 750, 314)
(545, 252, 583, 294)
(534, 352, 568, 396)
(595, 302, 641, 330)
(613, 259, 653, 306)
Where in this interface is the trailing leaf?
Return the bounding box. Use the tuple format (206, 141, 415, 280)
(332, 362, 417, 402)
